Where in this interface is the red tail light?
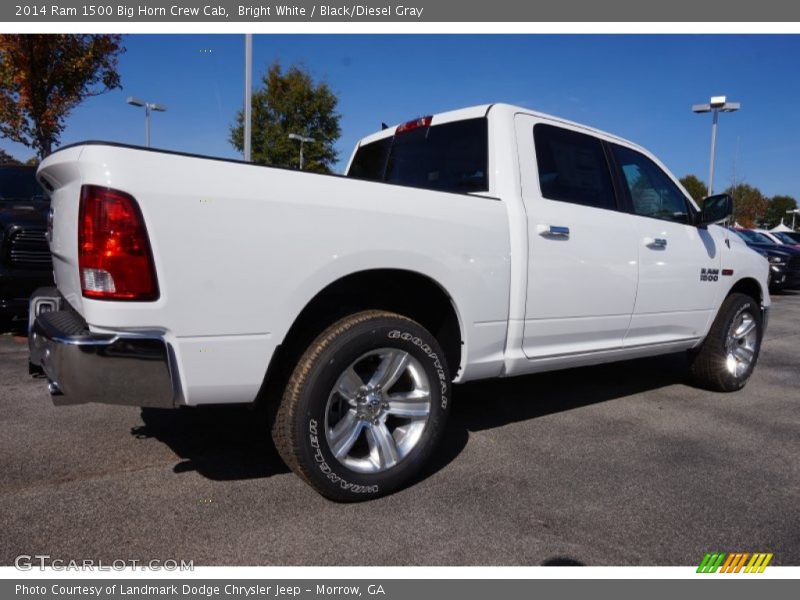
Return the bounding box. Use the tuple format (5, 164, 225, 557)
(395, 116, 432, 134)
(78, 185, 159, 301)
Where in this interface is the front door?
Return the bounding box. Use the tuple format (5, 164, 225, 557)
(609, 143, 720, 346)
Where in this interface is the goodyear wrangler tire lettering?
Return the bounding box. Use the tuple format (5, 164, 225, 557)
(273, 311, 451, 502)
(389, 329, 448, 409)
(307, 419, 378, 494)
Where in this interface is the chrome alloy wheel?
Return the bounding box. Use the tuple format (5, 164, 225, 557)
(324, 348, 432, 474)
(724, 310, 758, 378)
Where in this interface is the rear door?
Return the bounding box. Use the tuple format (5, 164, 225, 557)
(515, 117, 639, 358)
(609, 143, 720, 345)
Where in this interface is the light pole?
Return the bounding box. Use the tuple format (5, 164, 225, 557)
(288, 133, 314, 170)
(127, 96, 167, 147)
(788, 209, 800, 231)
(692, 96, 740, 196)
(244, 34, 252, 162)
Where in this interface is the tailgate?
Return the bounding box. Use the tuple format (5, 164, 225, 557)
(36, 146, 85, 316)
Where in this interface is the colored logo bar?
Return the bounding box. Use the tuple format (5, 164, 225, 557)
(697, 552, 773, 573)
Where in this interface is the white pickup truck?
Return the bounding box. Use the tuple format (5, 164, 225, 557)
(29, 103, 769, 501)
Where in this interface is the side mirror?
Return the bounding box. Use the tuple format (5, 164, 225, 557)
(698, 193, 733, 227)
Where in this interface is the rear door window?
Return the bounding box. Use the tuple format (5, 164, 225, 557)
(533, 124, 617, 210)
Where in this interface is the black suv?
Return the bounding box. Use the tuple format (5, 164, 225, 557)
(0, 165, 54, 328)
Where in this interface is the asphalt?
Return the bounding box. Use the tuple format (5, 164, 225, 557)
(0, 292, 798, 566)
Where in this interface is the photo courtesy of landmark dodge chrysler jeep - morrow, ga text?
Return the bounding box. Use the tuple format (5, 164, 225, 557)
(28, 104, 769, 501)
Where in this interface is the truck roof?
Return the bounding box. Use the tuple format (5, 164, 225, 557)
(355, 103, 645, 152)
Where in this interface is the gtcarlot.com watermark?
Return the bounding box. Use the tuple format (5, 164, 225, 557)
(15, 554, 193, 571)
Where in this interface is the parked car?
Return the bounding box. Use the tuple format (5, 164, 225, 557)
(29, 104, 770, 501)
(0, 165, 54, 327)
(730, 228, 800, 290)
(752, 228, 800, 249)
(760, 248, 790, 290)
(770, 230, 800, 246)
(746, 246, 778, 288)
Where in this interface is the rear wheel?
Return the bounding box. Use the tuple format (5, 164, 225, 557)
(272, 310, 450, 501)
(688, 293, 763, 392)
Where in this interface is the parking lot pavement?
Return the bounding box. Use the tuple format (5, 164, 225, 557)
(1, 292, 798, 567)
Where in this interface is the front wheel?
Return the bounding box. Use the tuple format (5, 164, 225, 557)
(272, 310, 451, 501)
(688, 293, 763, 392)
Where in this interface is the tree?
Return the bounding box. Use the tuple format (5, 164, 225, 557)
(230, 62, 341, 173)
(0, 148, 20, 165)
(763, 195, 797, 229)
(679, 174, 707, 204)
(726, 183, 768, 228)
(0, 34, 124, 159)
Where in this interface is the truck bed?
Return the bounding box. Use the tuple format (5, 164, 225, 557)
(37, 142, 511, 404)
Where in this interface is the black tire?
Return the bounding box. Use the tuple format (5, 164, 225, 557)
(688, 293, 763, 392)
(272, 310, 451, 502)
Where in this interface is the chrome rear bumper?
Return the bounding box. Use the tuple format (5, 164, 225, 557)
(28, 291, 178, 408)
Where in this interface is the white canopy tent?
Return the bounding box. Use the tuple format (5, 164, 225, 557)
(771, 220, 795, 233)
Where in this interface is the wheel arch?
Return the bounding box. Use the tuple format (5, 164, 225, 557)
(726, 277, 764, 305)
(257, 269, 464, 407)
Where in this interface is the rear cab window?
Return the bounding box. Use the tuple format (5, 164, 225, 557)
(347, 118, 489, 194)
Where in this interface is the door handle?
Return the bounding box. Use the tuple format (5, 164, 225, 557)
(538, 225, 570, 239)
(646, 237, 667, 249)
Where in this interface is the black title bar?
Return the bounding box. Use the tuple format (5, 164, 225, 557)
(3, 0, 800, 22)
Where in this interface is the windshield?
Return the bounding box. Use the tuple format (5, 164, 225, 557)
(0, 167, 46, 203)
(733, 229, 774, 244)
(348, 117, 489, 194)
(773, 231, 799, 244)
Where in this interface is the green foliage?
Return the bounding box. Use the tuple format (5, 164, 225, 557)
(725, 183, 768, 228)
(679, 174, 707, 203)
(763, 195, 797, 229)
(678, 173, 798, 229)
(0, 34, 124, 159)
(230, 62, 341, 173)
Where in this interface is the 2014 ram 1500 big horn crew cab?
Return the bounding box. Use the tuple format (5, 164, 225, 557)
(29, 104, 769, 500)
